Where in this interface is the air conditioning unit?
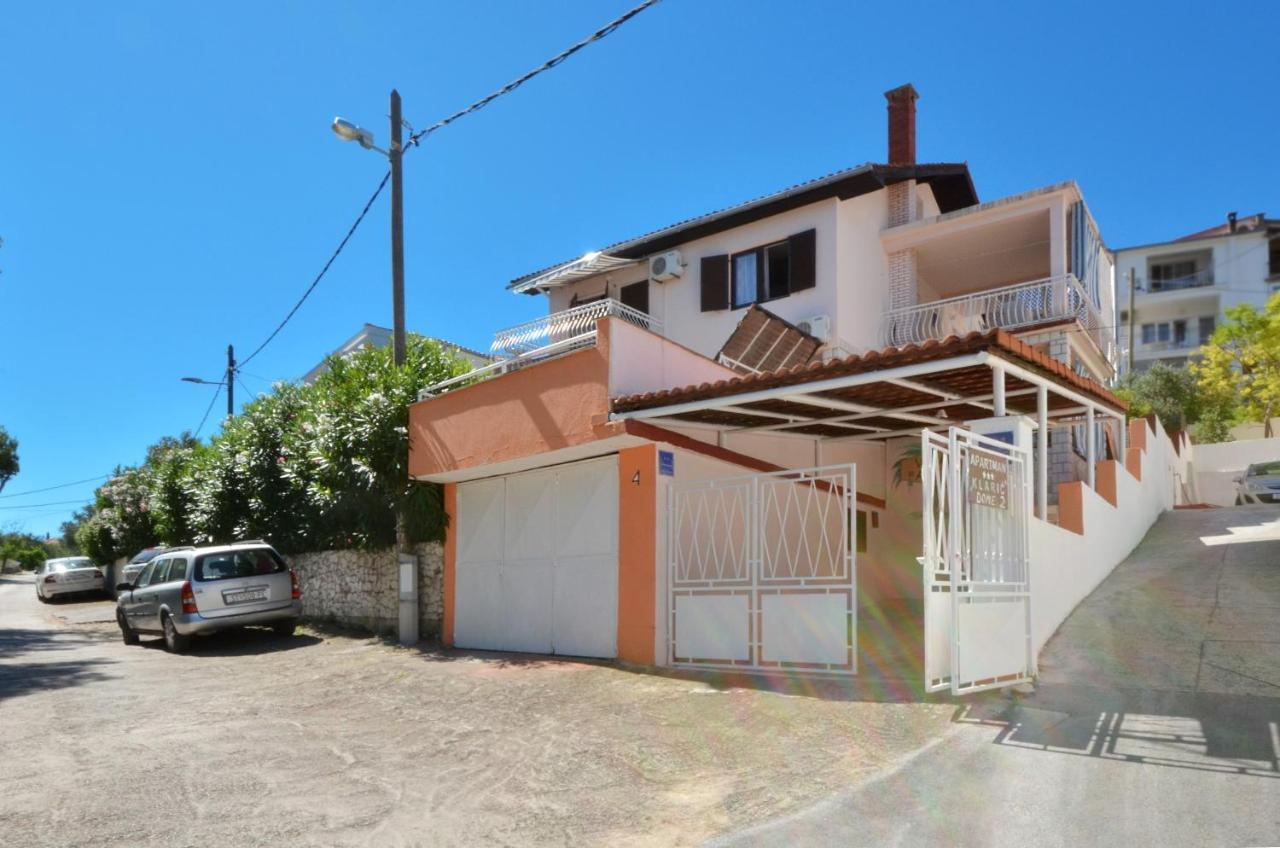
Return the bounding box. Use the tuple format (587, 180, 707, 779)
(648, 250, 683, 282)
(797, 314, 830, 342)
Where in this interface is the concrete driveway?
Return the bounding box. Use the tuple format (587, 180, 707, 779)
(717, 506, 1280, 847)
(0, 572, 954, 847)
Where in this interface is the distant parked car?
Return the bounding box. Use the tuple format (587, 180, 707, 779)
(120, 546, 168, 590)
(1235, 461, 1280, 505)
(35, 557, 106, 602)
(115, 541, 301, 653)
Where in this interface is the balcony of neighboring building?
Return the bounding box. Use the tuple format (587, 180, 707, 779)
(1119, 314, 1216, 365)
(879, 182, 1116, 377)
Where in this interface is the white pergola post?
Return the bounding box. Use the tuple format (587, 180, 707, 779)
(992, 364, 1006, 417)
(1036, 385, 1049, 520)
(1086, 405, 1096, 489)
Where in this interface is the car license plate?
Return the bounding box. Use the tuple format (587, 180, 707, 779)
(69, 572, 89, 581)
(224, 587, 268, 605)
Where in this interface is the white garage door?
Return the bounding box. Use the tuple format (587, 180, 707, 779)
(455, 456, 618, 658)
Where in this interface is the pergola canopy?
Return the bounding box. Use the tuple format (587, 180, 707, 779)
(610, 330, 1126, 441)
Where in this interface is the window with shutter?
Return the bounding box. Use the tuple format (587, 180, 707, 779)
(700, 255, 729, 311)
(619, 280, 649, 315)
(788, 229, 816, 292)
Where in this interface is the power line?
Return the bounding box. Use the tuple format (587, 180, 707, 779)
(0, 498, 93, 511)
(238, 171, 391, 369)
(0, 474, 110, 500)
(194, 384, 223, 438)
(407, 0, 661, 149)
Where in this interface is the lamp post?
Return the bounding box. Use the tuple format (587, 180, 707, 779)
(181, 344, 235, 420)
(332, 90, 406, 366)
(333, 93, 415, 645)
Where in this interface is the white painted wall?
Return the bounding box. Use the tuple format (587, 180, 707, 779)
(605, 317, 736, 398)
(834, 191, 893, 353)
(551, 199, 844, 360)
(1189, 437, 1280, 506)
(1027, 418, 1180, 654)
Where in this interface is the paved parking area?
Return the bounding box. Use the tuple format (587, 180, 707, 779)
(0, 572, 955, 847)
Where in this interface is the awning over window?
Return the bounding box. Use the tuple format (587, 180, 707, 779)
(510, 252, 639, 294)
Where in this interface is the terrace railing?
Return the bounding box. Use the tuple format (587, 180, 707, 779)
(882, 274, 1116, 365)
(419, 298, 660, 398)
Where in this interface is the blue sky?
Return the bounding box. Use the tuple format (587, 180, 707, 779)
(1, 0, 1275, 537)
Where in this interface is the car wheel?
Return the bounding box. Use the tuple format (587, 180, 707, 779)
(272, 621, 297, 638)
(162, 614, 190, 654)
(117, 610, 139, 645)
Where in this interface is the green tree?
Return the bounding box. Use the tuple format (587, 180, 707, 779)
(76, 466, 158, 564)
(1192, 294, 1280, 438)
(1115, 363, 1212, 432)
(0, 426, 18, 495)
(305, 335, 469, 550)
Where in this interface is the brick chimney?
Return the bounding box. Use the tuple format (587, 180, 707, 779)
(885, 83, 918, 166)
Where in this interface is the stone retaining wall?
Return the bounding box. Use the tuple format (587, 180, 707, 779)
(288, 542, 444, 639)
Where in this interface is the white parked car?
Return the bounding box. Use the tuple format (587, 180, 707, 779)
(35, 557, 106, 602)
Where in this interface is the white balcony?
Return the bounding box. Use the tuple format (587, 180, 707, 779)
(420, 298, 660, 397)
(882, 274, 1116, 365)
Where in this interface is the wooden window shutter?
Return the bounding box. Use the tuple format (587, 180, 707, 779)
(788, 229, 817, 292)
(700, 254, 729, 311)
(619, 280, 649, 315)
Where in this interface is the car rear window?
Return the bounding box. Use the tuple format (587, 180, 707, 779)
(50, 559, 93, 571)
(195, 549, 286, 582)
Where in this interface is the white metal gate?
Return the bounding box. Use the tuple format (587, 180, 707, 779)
(668, 464, 856, 674)
(922, 428, 1033, 695)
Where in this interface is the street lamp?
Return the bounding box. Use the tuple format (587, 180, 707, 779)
(180, 344, 236, 419)
(331, 118, 387, 156)
(331, 89, 407, 367)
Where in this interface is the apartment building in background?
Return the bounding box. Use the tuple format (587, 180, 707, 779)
(1115, 212, 1280, 372)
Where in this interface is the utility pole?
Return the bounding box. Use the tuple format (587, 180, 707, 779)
(389, 90, 406, 367)
(388, 90, 416, 646)
(1126, 268, 1136, 377)
(226, 344, 236, 419)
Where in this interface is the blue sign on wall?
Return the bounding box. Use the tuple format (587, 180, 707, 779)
(658, 450, 674, 476)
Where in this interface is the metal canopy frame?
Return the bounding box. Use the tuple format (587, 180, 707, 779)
(610, 349, 1128, 520)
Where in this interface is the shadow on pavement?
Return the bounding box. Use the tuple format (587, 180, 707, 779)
(0, 627, 113, 657)
(135, 627, 323, 657)
(957, 683, 1280, 779)
(0, 658, 116, 702)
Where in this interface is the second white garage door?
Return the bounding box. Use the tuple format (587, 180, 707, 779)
(455, 456, 619, 658)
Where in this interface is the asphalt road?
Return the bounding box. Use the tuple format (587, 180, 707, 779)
(0, 571, 955, 846)
(717, 506, 1280, 847)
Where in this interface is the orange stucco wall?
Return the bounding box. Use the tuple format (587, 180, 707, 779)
(616, 445, 656, 665)
(408, 345, 611, 479)
(442, 483, 457, 647)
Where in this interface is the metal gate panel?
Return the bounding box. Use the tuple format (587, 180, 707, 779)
(921, 431, 954, 693)
(669, 464, 856, 675)
(922, 428, 1034, 696)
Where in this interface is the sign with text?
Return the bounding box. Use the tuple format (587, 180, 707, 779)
(967, 452, 1009, 510)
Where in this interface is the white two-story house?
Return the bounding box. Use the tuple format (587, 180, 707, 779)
(402, 85, 1182, 696)
(1115, 212, 1280, 371)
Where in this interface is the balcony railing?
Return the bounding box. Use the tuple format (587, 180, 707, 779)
(1143, 268, 1215, 293)
(419, 298, 661, 398)
(882, 274, 1115, 364)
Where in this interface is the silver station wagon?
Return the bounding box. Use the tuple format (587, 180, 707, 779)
(115, 541, 302, 653)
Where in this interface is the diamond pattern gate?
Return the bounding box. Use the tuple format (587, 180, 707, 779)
(922, 427, 1034, 695)
(668, 464, 857, 674)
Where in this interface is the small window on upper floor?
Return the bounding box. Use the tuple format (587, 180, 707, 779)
(1269, 238, 1280, 279)
(699, 229, 816, 312)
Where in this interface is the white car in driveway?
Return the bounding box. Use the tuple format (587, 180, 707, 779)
(35, 557, 106, 602)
